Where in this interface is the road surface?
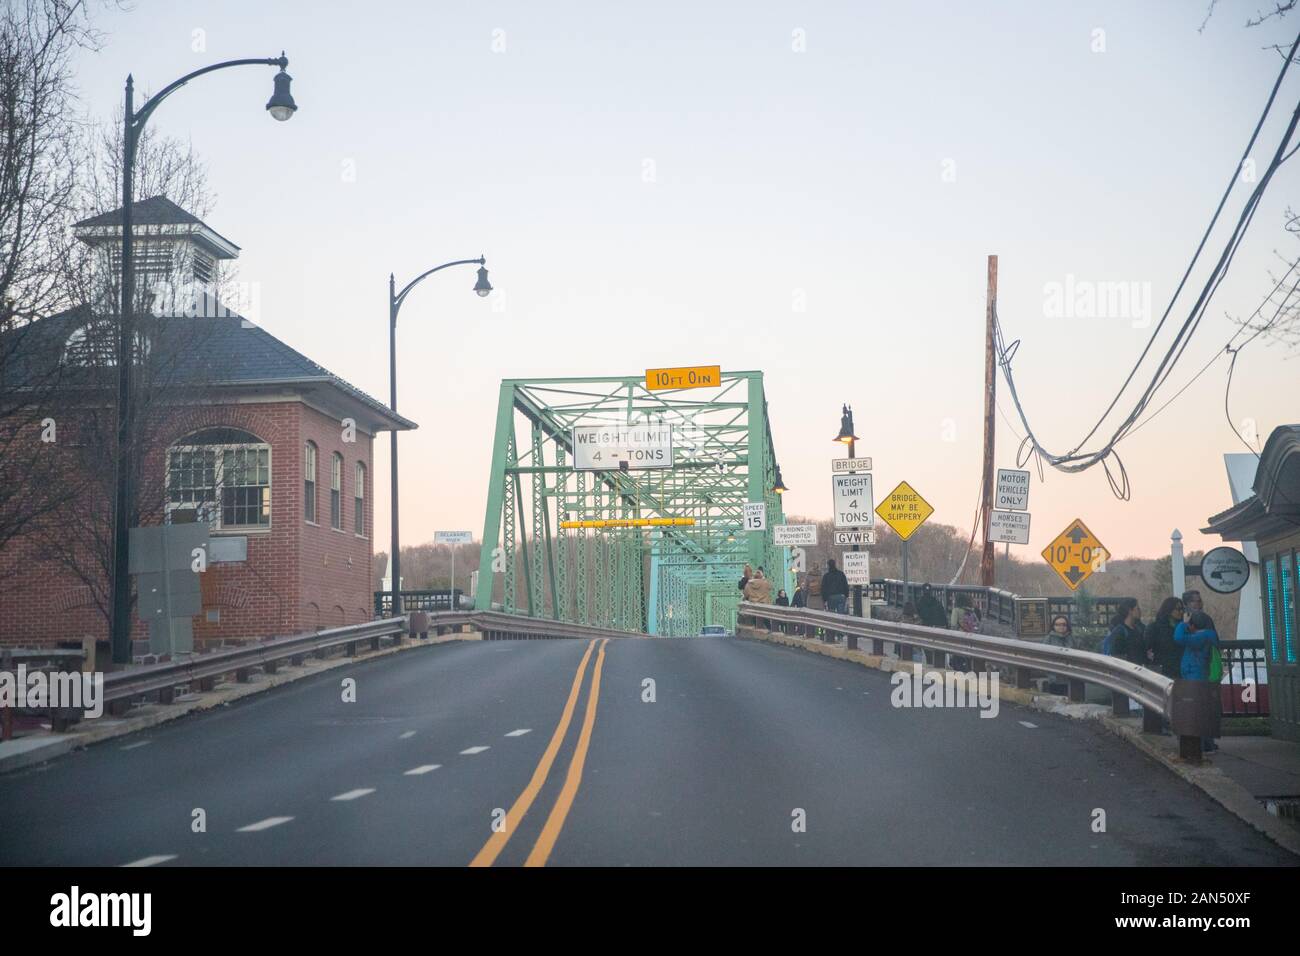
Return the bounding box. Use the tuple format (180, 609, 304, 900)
(1, 635, 1293, 866)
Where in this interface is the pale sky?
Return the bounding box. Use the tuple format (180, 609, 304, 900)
(70, 0, 1300, 560)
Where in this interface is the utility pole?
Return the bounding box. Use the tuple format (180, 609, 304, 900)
(980, 254, 998, 588)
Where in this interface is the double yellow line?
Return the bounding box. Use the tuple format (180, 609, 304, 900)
(469, 638, 608, 867)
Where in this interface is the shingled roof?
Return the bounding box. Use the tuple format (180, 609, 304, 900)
(2, 307, 415, 433)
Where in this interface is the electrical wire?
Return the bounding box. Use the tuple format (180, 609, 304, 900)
(995, 28, 1300, 496)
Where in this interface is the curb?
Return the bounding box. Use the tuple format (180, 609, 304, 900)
(737, 627, 1300, 858)
(0, 631, 480, 776)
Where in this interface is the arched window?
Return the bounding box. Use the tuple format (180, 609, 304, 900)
(330, 453, 343, 530)
(354, 462, 366, 536)
(304, 442, 318, 522)
(167, 427, 270, 530)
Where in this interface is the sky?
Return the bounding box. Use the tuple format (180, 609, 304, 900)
(68, 0, 1300, 561)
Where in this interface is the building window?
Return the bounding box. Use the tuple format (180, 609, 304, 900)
(64, 322, 150, 367)
(166, 427, 270, 531)
(354, 462, 366, 536)
(1283, 552, 1296, 664)
(331, 453, 343, 530)
(304, 442, 317, 522)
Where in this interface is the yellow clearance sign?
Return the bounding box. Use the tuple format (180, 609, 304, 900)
(1041, 518, 1110, 591)
(874, 481, 934, 541)
(645, 365, 721, 391)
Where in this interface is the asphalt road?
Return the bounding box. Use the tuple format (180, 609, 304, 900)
(0, 635, 1294, 866)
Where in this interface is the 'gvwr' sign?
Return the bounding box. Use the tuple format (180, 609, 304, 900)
(831, 474, 875, 528)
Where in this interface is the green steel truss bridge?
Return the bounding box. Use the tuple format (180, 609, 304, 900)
(473, 372, 789, 636)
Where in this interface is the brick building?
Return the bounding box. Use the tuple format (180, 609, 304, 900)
(0, 198, 414, 653)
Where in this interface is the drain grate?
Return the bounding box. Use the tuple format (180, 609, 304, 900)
(1259, 796, 1300, 821)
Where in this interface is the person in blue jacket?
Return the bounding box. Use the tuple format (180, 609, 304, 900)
(1175, 610, 1220, 753)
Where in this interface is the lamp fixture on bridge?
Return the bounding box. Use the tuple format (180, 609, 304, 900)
(772, 466, 788, 495)
(834, 404, 858, 444)
(474, 264, 493, 297)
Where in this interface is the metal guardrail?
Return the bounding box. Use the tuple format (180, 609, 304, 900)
(7, 610, 638, 734)
(737, 602, 1229, 762)
(875, 580, 1134, 630)
(738, 602, 1174, 715)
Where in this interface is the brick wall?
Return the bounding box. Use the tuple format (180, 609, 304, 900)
(0, 398, 377, 650)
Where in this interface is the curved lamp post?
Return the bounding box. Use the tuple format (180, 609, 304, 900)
(111, 55, 298, 664)
(388, 258, 491, 616)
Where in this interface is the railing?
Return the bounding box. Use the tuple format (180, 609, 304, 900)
(374, 589, 464, 616)
(735, 602, 1224, 764)
(875, 579, 1133, 630)
(1220, 639, 1269, 717)
(8, 610, 640, 735)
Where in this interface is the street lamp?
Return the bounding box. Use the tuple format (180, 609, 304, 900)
(833, 403, 864, 621)
(772, 466, 788, 495)
(110, 54, 297, 664)
(388, 257, 491, 617)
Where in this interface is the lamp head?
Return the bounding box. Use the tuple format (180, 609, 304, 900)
(473, 264, 492, 298)
(834, 403, 859, 443)
(266, 60, 297, 121)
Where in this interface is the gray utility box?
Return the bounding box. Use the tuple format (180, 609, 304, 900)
(1168, 679, 1222, 737)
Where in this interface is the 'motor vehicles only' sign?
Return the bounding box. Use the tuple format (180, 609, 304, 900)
(831, 473, 875, 528)
(572, 424, 673, 471)
(995, 468, 1030, 511)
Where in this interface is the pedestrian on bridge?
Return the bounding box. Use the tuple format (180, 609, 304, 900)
(775, 589, 790, 606)
(743, 569, 773, 604)
(1103, 599, 1145, 665)
(916, 584, 946, 628)
(739, 564, 753, 595)
(821, 560, 849, 614)
(1175, 610, 1221, 753)
(1146, 597, 1185, 679)
(792, 584, 807, 608)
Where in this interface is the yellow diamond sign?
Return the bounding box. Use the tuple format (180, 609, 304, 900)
(874, 481, 934, 541)
(1041, 518, 1110, 591)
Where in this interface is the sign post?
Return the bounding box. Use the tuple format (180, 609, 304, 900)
(435, 530, 474, 609)
(875, 481, 934, 607)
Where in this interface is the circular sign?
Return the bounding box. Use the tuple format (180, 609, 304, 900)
(1199, 546, 1250, 594)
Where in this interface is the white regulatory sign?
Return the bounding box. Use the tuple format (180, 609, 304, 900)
(434, 530, 473, 544)
(773, 524, 817, 546)
(831, 457, 872, 474)
(989, 510, 1031, 545)
(833, 529, 877, 547)
(995, 468, 1030, 511)
(842, 551, 871, 585)
(572, 423, 673, 471)
(831, 473, 875, 528)
(742, 502, 767, 531)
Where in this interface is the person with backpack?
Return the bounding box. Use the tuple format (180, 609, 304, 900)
(1145, 597, 1185, 679)
(1175, 610, 1222, 753)
(821, 559, 849, 614)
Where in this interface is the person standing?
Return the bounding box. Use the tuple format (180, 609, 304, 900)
(916, 584, 947, 629)
(1146, 597, 1185, 679)
(738, 563, 753, 595)
(1175, 610, 1221, 753)
(775, 589, 790, 607)
(791, 583, 807, 608)
(743, 568, 773, 604)
(1046, 614, 1073, 649)
(1103, 598, 1145, 665)
(821, 559, 849, 614)
(1182, 590, 1204, 615)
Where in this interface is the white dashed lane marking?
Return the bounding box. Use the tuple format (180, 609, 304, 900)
(237, 816, 293, 832)
(404, 764, 441, 776)
(504, 729, 531, 737)
(331, 788, 376, 801)
(121, 855, 176, 867)
(460, 746, 490, 755)
(1019, 721, 1038, 729)
(399, 731, 416, 739)
(120, 741, 151, 751)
